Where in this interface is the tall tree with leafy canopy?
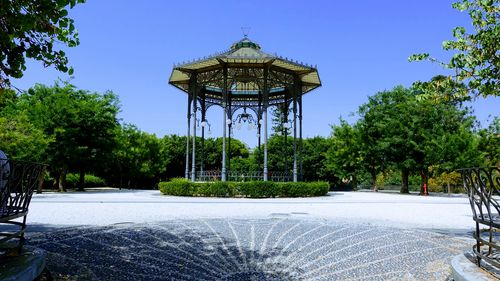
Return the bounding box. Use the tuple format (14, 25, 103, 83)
(111, 124, 162, 188)
(14, 82, 119, 191)
(356, 118, 387, 192)
(159, 134, 187, 180)
(358, 85, 480, 193)
(0, 0, 85, 88)
(409, 97, 479, 194)
(410, 0, 499, 100)
(302, 136, 330, 182)
(325, 120, 363, 187)
(358, 86, 414, 192)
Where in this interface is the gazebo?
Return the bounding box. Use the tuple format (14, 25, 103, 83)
(169, 37, 321, 182)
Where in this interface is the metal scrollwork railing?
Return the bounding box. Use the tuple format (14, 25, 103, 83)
(0, 159, 47, 256)
(190, 170, 293, 182)
(460, 167, 500, 269)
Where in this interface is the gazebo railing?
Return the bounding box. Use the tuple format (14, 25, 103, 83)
(460, 166, 500, 270)
(190, 170, 293, 182)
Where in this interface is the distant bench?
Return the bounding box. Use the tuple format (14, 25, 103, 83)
(460, 167, 500, 270)
(0, 159, 46, 256)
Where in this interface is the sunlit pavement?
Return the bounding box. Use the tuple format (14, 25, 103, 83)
(25, 189, 474, 280)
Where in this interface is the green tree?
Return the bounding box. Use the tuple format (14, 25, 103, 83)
(0, 113, 52, 161)
(270, 104, 292, 135)
(356, 118, 387, 191)
(357, 85, 480, 193)
(15, 82, 119, 191)
(0, 88, 17, 109)
(477, 117, 500, 166)
(111, 124, 162, 189)
(227, 138, 250, 171)
(410, 0, 500, 100)
(0, 0, 85, 88)
(358, 87, 413, 192)
(253, 134, 293, 172)
(302, 136, 331, 182)
(159, 134, 187, 179)
(325, 120, 363, 187)
(409, 96, 479, 194)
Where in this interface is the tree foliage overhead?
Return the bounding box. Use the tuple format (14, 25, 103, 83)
(409, 0, 499, 100)
(0, 0, 85, 88)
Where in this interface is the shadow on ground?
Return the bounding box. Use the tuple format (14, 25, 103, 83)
(26, 219, 471, 281)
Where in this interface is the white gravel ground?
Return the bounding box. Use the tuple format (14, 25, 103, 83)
(27, 189, 474, 231)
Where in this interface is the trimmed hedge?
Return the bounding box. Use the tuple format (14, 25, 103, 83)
(158, 179, 329, 198)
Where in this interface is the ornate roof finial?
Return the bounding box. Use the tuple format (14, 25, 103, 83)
(241, 26, 251, 38)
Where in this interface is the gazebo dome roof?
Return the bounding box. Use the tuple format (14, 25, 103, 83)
(230, 37, 261, 50)
(169, 38, 321, 99)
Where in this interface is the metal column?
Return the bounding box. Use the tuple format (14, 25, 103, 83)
(293, 93, 298, 182)
(185, 94, 192, 179)
(263, 67, 269, 181)
(221, 66, 228, 181)
(200, 97, 205, 178)
(299, 95, 303, 181)
(191, 79, 197, 182)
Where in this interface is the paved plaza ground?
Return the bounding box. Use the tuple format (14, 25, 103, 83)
(24, 189, 475, 280)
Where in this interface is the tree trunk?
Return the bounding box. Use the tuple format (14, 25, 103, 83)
(371, 171, 378, 192)
(420, 171, 425, 195)
(352, 175, 358, 191)
(119, 163, 123, 190)
(400, 168, 409, 194)
(77, 169, 85, 191)
(52, 172, 59, 191)
(58, 165, 67, 192)
(36, 167, 46, 194)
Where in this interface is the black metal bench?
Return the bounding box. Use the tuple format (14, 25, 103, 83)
(460, 167, 500, 269)
(0, 159, 46, 257)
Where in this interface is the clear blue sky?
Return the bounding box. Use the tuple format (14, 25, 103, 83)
(13, 0, 499, 148)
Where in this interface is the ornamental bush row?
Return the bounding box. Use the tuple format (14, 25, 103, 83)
(158, 178, 329, 198)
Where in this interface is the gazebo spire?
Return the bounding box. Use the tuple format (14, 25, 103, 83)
(241, 26, 251, 38)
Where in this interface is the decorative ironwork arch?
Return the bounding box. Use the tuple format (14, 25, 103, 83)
(169, 37, 321, 182)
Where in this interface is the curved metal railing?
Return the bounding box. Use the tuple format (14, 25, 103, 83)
(0, 159, 47, 255)
(460, 167, 500, 269)
(190, 170, 293, 182)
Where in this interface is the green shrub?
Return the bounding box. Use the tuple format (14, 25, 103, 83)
(158, 178, 194, 196)
(237, 181, 278, 198)
(158, 180, 329, 198)
(197, 181, 235, 197)
(66, 173, 106, 188)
